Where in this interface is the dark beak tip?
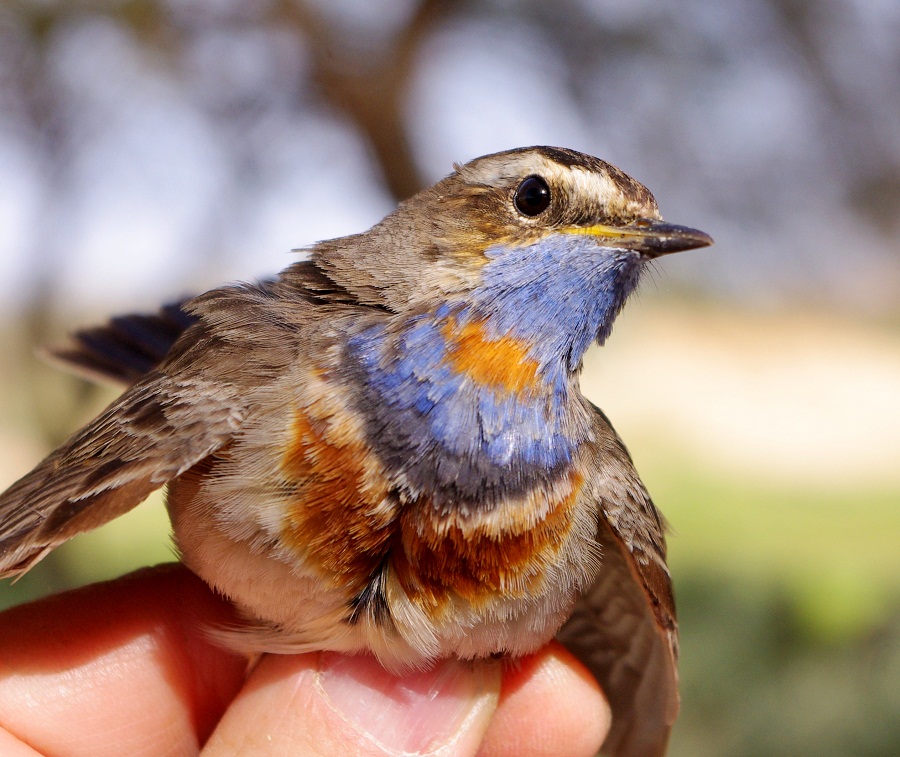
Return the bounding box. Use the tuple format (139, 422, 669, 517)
(640, 221, 714, 256)
(683, 230, 714, 250)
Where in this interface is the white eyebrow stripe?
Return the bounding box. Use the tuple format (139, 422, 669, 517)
(456, 151, 659, 219)
(566, 165, 621, 201)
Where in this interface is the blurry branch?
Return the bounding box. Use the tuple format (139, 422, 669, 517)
(272, 0, 452, 200)
(772, 0, 900, 230)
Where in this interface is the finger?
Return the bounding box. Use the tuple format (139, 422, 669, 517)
(0, 726, 44, 756)
(477, 642, 610, 757)
(0, 564, 247, 757)
(203, 651, 501, 756)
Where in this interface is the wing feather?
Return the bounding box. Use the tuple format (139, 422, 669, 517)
(0, 370, 243, 577)
(557, 405, 679, 757)
(557, 515, 678, 757)
(1, 270, 359, 579)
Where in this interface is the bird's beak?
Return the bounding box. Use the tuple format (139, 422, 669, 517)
(566, 219, 713, 258)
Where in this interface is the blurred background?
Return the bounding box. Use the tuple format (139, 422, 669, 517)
(0, 0, 898, 754)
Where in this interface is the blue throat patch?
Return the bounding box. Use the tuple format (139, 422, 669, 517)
(344, 234, 644, 510)
(474, 234, 643, 373)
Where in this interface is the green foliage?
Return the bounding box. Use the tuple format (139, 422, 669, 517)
(672, 573, 900, 757)
(638, 448, 900, 756)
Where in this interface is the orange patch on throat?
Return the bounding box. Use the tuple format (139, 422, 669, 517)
(279, 406, 394, 589)
(441, 318, 541, 395)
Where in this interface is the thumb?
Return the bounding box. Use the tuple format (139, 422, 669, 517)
(202, 652, 501, 756)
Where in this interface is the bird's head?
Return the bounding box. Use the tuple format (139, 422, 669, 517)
(313, 146, 712, 372)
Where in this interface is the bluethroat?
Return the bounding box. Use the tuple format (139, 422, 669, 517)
(0, 146, 713, 756)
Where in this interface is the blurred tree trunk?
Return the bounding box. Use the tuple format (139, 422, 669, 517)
(273, 0, 451, 200)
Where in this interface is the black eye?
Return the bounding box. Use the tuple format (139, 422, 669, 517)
(514, 176, 551, 216)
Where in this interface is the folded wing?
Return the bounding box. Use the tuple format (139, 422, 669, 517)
(0, 364, 243, 577)
(557, 407, 679, 757)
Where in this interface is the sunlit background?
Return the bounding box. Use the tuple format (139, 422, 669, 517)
(1, 1, 898, 754)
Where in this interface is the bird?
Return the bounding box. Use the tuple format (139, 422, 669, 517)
(0, 146, 712, 756)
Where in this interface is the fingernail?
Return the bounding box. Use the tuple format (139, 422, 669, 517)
(316, 652, 499, 754)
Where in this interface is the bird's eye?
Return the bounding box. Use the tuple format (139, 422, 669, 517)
(514, 176, 551, 216)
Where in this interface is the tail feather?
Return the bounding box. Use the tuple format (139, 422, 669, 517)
(49, 302, 197, 386)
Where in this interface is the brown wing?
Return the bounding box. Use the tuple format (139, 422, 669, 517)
(1, 267, 364, 579)
(557, 407, 679, 757)
(47, 265, 359, 388)
(557, 517, 678, 757)
(0, 365, 243, 578)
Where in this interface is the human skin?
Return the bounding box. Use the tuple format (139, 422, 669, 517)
(0, 564, 610, 757)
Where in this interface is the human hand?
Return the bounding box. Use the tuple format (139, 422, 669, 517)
(0, 564, 609, 756)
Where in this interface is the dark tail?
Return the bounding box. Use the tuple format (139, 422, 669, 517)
(49, 301, 198, 386)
